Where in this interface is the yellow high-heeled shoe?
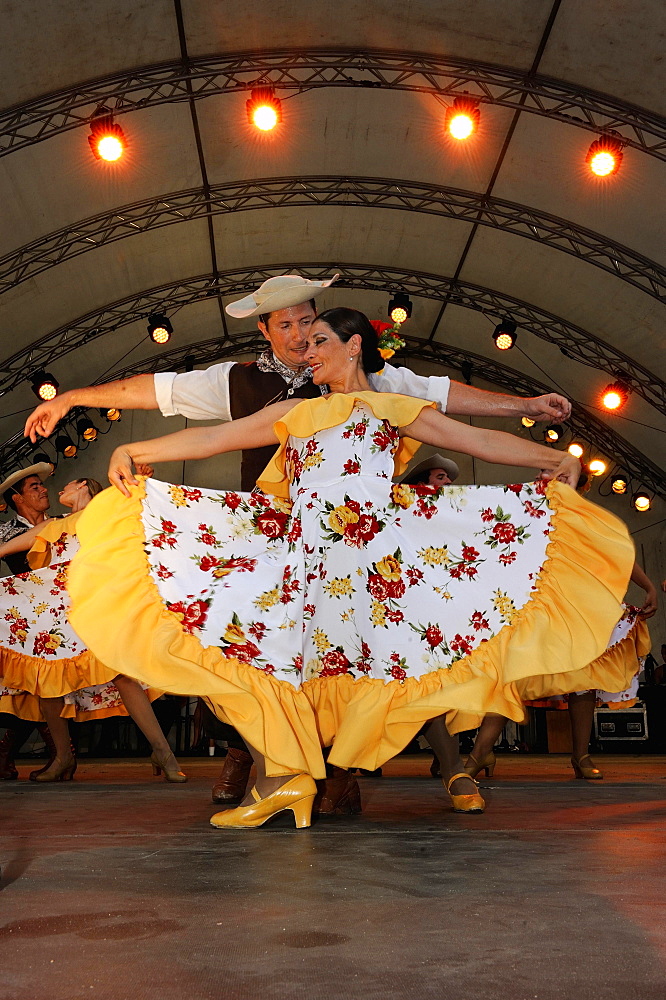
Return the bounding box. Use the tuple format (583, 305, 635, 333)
(446, 772, 486, 814)
(151, 751, 187, 783)
(210, 774, 317, 830)
(464, 750, 496, 779)
(571, 754, 603, 780)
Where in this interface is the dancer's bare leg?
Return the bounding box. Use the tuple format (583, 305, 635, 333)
(568, 691, 596, 760)
(470, 714, 506, 761)
(113, 674, 181, 764)
(423, 715, 477, 794)
(38, 697, 73, 762)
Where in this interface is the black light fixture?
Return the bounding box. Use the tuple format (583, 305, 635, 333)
(388, 293, 412, 324)
(147, 313, 173, 344)
(246, 87, 282, 131)
(88, 110, 127, 161)
(77, 417, 98, 442)
(545, 424, 563, 443)
(492, 320, 517, 351)
(33, 451, 55, 468)
(55, 433, 77, 458)
(611, 472, 629, 495)
(633, 490, 651, 512)
(30, 370, 60, 401)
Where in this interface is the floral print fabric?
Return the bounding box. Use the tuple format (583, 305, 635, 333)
(140, 401, 558, 688)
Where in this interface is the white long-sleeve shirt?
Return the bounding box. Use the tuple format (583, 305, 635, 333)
(154, 362, 451, 422)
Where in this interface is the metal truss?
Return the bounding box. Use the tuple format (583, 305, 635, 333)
(1, 331, 663, 499)
(1, 177, 663, 302)
(1, 264, 662, 416)
(1, 49, 665, 159)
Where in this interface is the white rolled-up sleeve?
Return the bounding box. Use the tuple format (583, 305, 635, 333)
(153, 363, 235, 421)
(369, 364, 451, 411)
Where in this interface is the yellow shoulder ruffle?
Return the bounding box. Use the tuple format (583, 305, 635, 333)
(257, 391, 435, 498)
(27, 511, 83, 570)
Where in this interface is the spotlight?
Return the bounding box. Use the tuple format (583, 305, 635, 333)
(387, 293, 412, 324)
(246, 87, 282, 131)
(521, 416, 535, 428)
(30, 370, 59, 401)
(147, 313, 173, 344)
(88, 112, 127, 161)
(568, 442, 584, 458)
(611, 473, 628, 495)
(586, 136, 623, 177)
(588, 459, 607, 477)
(77, 417, 98, 442)
(55, 434, 77, 458)
(101, 407, 122, 422)
(633, 490, 651, 512)
(545, 424, 563, 443)
(33, 451, 55, 469)
(601, 380, 630, 411)
(492, 320, 517, 351)
(444, 97, 480, 140)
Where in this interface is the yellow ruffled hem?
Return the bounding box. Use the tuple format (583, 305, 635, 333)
(257, 391, 434, 498)
(70, 473, 634, 775)
(0, 645, 119, 699)
(0, 687, 162, 723)
(28, 511, 82, 570)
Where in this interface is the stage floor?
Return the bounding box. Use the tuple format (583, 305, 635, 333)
(2, 755, 665, 1000)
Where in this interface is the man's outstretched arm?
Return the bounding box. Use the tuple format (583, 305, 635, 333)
(25, 375, 160, 442)
(446, 380, 571, 422)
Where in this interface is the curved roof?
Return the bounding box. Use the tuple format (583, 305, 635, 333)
(1, 1, 664, 515)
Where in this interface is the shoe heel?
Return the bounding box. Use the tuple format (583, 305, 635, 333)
(152, 762, 162, 776)
(290, 794, 315, 829)
(570, 757, 583, 779)
(484, 762, 496, 777)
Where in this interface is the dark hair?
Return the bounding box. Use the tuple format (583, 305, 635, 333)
(77, 477, 103, 499)
(4, 474, 36, 513)
(258, 298, 317, 328)
(315, 307, 384, 374)
(404, 469, 431, 485)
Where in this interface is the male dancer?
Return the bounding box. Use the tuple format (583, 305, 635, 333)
(25, 273, 572, 810)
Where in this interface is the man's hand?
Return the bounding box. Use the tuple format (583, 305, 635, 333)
(540, 454, 580, 489)
(25, 394, 74, 442)
(108, 447, 139, 497)
(523, 393, 572, 422)
(134, 463, 155, 478)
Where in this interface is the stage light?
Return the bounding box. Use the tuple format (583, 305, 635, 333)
(55, 434, 77, 458)
(588, 459, 607, 477)
(29, 370, 60, 401)
(33, 451, 55, 469)
(586, 136, 623, 177)
(611, 473, 628, 495)
(545, 424, 563, 443)
(633, 490, 651, 512)
(601, 380, 629, 411)
(88, 113, 126, 161)
(101, 407, 122, 422)
(77, 418, 98, 442)
(387, 293, 412, 324)
(492, 320, 517, 351)
(246, 87, 282, 131)
(568, 442, 584, 458)
(521, 416, 535, 428)
(147, 313, 173, 344)
(445, 97, 480, 140)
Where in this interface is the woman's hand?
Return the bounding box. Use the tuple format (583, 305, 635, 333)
(639, 584, 658, 619)
(134, 463, 155, 478)
(540, 453, 581, 489)
(108, 447, 138, 497)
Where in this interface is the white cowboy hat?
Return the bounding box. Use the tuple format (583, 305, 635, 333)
(401, 454, 460, 484)
(225, 273, 339, 319)
(0, 462, 53, 497)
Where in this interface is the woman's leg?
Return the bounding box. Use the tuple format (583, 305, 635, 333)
(113, 675, 185, 776)
(568, 691, 602, 777)
(241, 740, 297, 804)
(469, 714, 505, 762)
(37, 698, 72, 762)
(423, 715, 478, 795)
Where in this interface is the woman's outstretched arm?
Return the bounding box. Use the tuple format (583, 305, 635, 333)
(403, 407, 581, 487)
(109, 400, 297, 495)
(0, 521, 46, 558)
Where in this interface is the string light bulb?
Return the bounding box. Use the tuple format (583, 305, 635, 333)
(246, 87, 282, 131)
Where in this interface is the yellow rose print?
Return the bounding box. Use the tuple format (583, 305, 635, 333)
(390, 484, 414, 509)
(169, 485, 188, 507)
(492, 589, 517, 623)
(323, 576, 355, 598)
(376, 555, 402, 581)
(371, 600, 387, 627)
(254, 588, 280, 611)
(313, 628, 332, 653)
(418, 546, 450, 567)
(223, 622, 247, 644)
(327, 505, 359, 533)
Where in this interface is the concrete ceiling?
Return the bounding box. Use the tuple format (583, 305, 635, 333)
(0, 0, 664, 517)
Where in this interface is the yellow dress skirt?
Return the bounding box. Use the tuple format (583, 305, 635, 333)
(68, 392, 635, 778)
(0, 513, 160, 723)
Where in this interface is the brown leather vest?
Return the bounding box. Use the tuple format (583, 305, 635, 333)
(229, 362, 322, 490)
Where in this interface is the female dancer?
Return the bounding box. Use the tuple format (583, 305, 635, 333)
(68, 308, 635, 826)
(0, 476, 186, 782)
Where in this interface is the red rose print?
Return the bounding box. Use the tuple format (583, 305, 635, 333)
(343, 459, 360, 476)
(199, 555, 221, 572)
(406, 567, 424, 586)
(480, 507, 494, 522)
(385, 578, 406, 600)
(161, 519, 177, 533)
(156, 563, 174, 580)
(385, 608, 404, 624)
(200, 532, 216, 546)
(167, 599, 209, 633)
(224, 641, 261, 663)
(306, 438, 318, 455)
(507, 483, 522, 494)
(320, 648, 352, 675)
(499, 551, 517, 565)
(226, 557, 257, 572)
(354, 422, 367, 437)
(390, 663, 407, 680)
(361, 641, 372, 659)
(425, 625, 443, 648)
(255, 509, 289, 538)
(224, 492, 242, 510)
(182, 488, 202, 502)
(492, 522, 517, 544)
(462, 545, 479, 562)
(368, 573, 389, 601)
(470, 611, 490, 631)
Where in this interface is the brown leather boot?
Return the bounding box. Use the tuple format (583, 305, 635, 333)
(211, 747, 253, 804)
(314, 765, 362, 816)
(0, 729, 20, 780)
